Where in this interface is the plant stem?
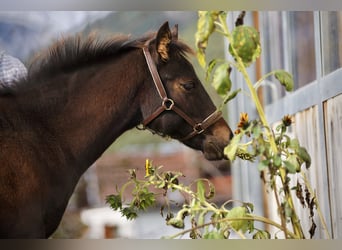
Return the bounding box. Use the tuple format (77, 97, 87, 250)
(219, 15, 304, 239)
(162, 182, 218, 211)
(219, 15, 277, 153)
(165, 215, 299, 239)
(272, 180, 289, 238)
(253, 70, 281, 90)
(249, 214, 299, 239)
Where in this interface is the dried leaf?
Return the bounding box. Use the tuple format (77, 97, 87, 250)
(309, 218, 317, 238)
(195, 11, 218, 68)
(295, 181, 305, 208)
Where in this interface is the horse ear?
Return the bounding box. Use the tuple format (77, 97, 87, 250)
(156, 21, 172, 61)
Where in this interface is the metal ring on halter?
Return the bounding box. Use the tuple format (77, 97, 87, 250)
(162, 98, 174, 110)
(193, 123, 205, 134)
(136, 124, 146, 130)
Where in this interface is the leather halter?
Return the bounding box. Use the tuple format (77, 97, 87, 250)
(139, 45, 223, 141)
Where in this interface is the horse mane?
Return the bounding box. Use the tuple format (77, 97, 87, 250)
(0, 29, 194, 99)
(27, 32, 146, 80)
(26, 31, 194, 82)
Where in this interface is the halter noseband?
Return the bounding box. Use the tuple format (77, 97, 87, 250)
(139, 44, 222, 141)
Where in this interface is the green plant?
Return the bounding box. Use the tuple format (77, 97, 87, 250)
(107, 160, 264, 239)
(106, 11, 330, 239)
(194, 11, 329, 239)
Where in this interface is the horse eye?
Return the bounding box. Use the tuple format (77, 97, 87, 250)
(181, 82, 195, 91)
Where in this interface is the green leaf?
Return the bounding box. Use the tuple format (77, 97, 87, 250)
(212, 63, 232, 97)
(257, 160, 269, 171)
(284, 154, 299, 173)
(106, 194, 122, 211)
(203, 231, 227, 239)
(252, 124, 261, 137)
(273, 154, 282, 167)
(206, 59, 217, 81)
(198, 211, 207, 226)
(196, 180, 206, 202)
(297, 146, 311, 169)
(166, 217, 185, 229)
(229, 26, 261, 67)
(283, 134, 292, 147)
(274, 70, 294, 92)
(134, 188, 156, 210)
(223, 88, 241, 104)
(224, 133, 243, 161)
(226, 206, 252, 233)
(289, 138, 300, 151)
(122, 207, 138, 220)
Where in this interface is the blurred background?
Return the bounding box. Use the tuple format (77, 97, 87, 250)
(0, 11, 232, 238)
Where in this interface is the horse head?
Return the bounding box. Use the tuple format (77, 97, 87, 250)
(140, 22, 233, 161)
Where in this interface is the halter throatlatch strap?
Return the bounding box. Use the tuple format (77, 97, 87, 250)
(140, 45, 222, 141)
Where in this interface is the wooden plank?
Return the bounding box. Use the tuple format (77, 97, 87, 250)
(324, 93, 342, 239)
(264, 106, 332, 239)
(293, 106, 330, 239)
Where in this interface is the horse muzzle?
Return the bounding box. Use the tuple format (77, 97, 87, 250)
(202, 136, 229, 161)
(201, 118, 233, 161)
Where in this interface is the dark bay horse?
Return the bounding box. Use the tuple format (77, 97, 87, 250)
(0, 22, 232, 238)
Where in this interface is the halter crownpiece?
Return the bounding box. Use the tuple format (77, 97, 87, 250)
(139, 44, 222, 141)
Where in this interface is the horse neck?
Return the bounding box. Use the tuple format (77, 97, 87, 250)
(28, 49, 146, 175)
